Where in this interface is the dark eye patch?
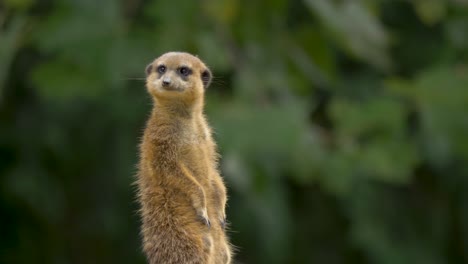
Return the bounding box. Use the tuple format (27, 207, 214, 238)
(178, 66, 192, 76)
(157, 65, 166, 74)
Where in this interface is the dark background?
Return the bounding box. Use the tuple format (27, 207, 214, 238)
(1, 0, 468, 263)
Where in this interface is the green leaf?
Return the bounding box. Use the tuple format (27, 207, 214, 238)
(3, 0, 34, 10)
(304, 0, 391, 70)
(31, 58, 105, 99)
(329, 97, 417, 184)
(0, 15, 27, 104)
(387, 66, 468, 164)
(411, 0, 447, 26)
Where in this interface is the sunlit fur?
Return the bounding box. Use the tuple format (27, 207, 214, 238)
(137, 52, 232, 264)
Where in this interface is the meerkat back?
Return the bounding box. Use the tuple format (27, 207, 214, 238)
(136, 52, 232, 264)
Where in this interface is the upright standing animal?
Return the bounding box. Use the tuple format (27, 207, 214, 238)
(136, 52, 232, 264)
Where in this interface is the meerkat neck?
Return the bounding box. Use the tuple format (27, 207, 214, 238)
(147, 99, 206, 146)
(153, 98, 204, 119)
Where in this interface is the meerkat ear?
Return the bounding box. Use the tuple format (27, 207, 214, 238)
(201, 69, 212, 89)
(145, 63, 153, 76)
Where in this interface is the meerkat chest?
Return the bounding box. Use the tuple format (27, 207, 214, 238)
(177, 123, 208, 153)
(179, 140, 209, 163)
(178, 135, 213, 177)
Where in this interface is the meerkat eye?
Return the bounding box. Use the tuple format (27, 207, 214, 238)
(157, 65, 166, 74)
(178, 66, 191, 76)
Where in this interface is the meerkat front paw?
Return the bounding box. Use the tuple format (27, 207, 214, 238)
(197, 207, 211, 228)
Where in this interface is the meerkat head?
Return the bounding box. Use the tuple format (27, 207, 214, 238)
(145, 52, 212, 103)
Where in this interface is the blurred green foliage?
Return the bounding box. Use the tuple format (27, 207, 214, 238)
(1, 0, 468, 263)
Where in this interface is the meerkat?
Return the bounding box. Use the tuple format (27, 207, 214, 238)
(136, 52, 232, 264)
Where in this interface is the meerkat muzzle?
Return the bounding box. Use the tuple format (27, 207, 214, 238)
(162, 77, 171, 86)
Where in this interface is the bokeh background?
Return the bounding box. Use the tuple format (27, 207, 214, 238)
(1, 0, 468, 263)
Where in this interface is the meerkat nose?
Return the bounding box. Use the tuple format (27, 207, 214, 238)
(162, 77, 171, 86)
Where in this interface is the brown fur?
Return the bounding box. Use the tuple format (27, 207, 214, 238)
(136, 52, 232, 264)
